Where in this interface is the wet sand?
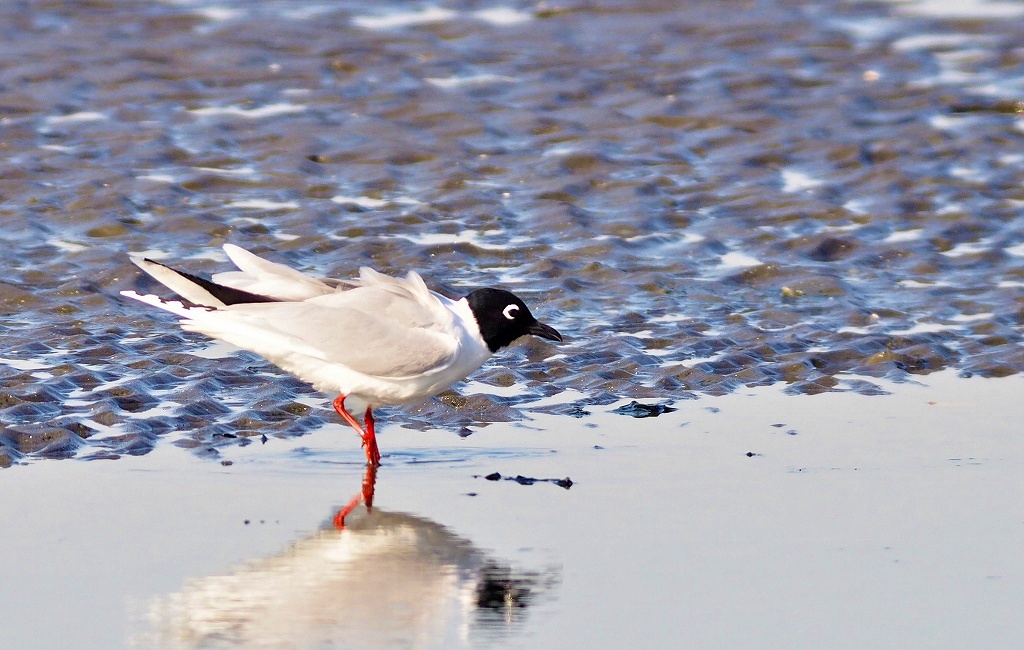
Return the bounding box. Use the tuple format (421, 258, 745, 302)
(3, 371, 1022, 648)
(4, 0, 1024, 463)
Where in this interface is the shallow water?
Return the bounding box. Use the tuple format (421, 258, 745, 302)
(0, 0, 1022, 459)
(3, 0, 1024, 462)
(2, 0, 1024, 646)
(3, 370, 1023, 648)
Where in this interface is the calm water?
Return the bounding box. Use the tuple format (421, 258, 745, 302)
(4, 371, 1024, 648)
(2, 0, 1024, 647)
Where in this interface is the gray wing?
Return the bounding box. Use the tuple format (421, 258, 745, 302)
(222, 288, 459, 378)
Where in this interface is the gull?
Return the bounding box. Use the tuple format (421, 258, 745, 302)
(121, 244, 562, 465)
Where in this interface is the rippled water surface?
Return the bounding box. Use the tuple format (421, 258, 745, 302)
(3, 1, 1024, 648)
(3, 0, 1024, 464)
(2, 0, 1024, 461)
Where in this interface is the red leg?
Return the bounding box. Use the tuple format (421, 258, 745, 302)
(332, 395, 381, 466)
(363, 407, 381, 466)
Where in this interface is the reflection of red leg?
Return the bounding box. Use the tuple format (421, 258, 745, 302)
(332, 395, 381, 466)
(361, 461, 377, 511)
(332, 463, 378, 529)
(332, 493, 362, 529)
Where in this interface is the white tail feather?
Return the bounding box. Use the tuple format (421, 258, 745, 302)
(128, 255, 227, 307)
(120, 290, 215, 319)
(216, 244, 333, 300)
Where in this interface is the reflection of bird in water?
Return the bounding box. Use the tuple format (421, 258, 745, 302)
(134, 466, 557, 649)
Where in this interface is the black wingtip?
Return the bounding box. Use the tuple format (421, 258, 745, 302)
(147, 259, 280, 306)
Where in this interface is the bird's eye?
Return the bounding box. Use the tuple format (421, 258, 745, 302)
(502, 304, 520, 320)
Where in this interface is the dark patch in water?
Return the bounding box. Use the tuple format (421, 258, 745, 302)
(612, 401, 677, 418)
(478, 472, 573, 490)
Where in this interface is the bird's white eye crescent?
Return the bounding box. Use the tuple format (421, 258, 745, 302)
(502, 304, 520, 320)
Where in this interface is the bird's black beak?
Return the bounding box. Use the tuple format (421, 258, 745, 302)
(528, 321, 562, 342)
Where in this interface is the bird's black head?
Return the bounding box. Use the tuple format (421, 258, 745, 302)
(466, 288, 562, 353)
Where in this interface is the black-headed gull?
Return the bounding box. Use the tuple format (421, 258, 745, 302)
(121, 244, 562, 465)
